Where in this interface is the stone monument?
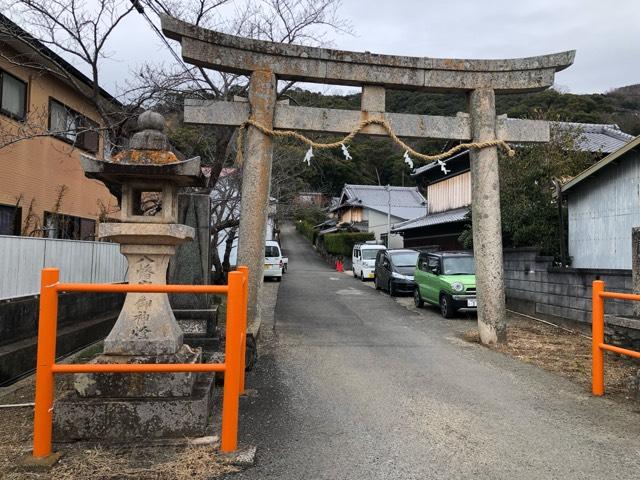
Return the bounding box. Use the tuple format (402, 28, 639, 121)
(54, 112, 217, 441)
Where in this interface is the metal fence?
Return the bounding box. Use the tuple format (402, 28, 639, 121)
(0, 235, 127, 300)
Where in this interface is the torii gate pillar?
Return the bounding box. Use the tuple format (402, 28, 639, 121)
(238, 71, 277, 323)
(469, 88, 506, 344)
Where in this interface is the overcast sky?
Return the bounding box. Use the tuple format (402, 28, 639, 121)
(17, 0, 640, 96)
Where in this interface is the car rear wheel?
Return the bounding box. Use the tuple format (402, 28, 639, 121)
(414, 288, 424, 308)
(439, 293, 455, 318)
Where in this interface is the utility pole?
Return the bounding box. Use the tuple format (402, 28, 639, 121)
(386, 184, 391, 247)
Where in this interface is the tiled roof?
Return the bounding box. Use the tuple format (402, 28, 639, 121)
(332, 184, 427, 221)
(562, 135, 640, 193)
(552, 122, 635, 153)
(391, 207, 470, 232)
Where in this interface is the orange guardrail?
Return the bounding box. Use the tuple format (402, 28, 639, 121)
(32, 265, 249, 460)
(591, 280, 640, 396)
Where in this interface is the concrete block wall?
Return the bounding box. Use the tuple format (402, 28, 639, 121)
(504, 248, 639, 347)
(0, 291, 124, 384)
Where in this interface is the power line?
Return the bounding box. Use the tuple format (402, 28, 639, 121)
(129, 1, 205, 88)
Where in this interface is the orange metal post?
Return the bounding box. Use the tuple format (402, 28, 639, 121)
(237, 265, 249, 394)
(32, 268, 60, 459)
(592, 280, 605, 396)
(220, 270, 243, 452)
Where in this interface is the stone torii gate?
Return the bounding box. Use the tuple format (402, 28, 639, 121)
(161, 14, 575, 345)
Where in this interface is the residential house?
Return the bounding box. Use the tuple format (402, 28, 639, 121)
(329, 184, 427, 247)
(393, 122, 635, 250)
(561, 135, 640, 269)
(0, 14, 120, 239)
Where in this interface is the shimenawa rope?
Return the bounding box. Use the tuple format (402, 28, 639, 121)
(234, 117, 515, 167)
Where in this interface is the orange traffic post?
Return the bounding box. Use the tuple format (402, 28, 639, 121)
(220, 270, 243, 452)
(32, 268, 60, 459)
(237, 266, 249, 395)
(592, 280, 605, 396)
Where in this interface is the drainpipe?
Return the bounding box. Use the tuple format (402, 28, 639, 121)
(552, 178, 567, 266)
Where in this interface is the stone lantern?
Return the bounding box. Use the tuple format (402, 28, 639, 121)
(55, 112, 214, 440)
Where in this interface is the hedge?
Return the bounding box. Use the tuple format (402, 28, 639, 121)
(296, 220, 317, 244)
(323, 232, 375, 256)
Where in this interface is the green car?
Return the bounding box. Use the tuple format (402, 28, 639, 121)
(413, 251, 477, 318)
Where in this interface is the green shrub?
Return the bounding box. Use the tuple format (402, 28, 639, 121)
(323, 232, 375, 256)
(296, 220, 317, 243)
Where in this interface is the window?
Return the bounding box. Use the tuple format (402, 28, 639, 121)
(0, 70, 27, 120)
(44, 212, 96, 240)
(49, 98, 99, 153)
(442, 256, 475, 275)
(0, 204, 21, 235)
(390, 251, 419, 267)
(427, 256, 440, 273)
(265, 245, 280, 258)
(361, 249, 379, 260)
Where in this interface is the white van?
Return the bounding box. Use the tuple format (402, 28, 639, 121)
(264, 240, 283, 281)
(352, 242, 386, 281)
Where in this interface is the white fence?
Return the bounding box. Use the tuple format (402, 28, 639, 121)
(0, 235, 127, 300)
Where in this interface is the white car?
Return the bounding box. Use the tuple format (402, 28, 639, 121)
(264, 240, 283, 281)
(352, 242, 386, 281)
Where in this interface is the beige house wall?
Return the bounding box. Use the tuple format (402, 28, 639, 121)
(339, 206, 363, 223)
(427, 171, 471, 214)
(0, 52, 118, 236)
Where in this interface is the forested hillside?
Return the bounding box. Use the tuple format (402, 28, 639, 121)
(283, 84, 640, 197)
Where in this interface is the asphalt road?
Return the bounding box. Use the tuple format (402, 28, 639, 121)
(232, 224, 640, 479)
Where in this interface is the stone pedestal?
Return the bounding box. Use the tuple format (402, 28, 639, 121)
(54, 374, 216, 442)
(74, 345, 201, 398)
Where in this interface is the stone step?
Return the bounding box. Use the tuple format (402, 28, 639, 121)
(174, 307, 218, 337)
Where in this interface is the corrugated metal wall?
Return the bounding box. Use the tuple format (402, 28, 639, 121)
(0, 236, 127, 300)
(567, 154, 640, 270)
(427, 172, 471, 213)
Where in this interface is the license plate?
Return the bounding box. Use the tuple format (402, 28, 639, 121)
(467, 299, 477, 307)
(367, 273, 374, 278)
(264, 264, 271, 269)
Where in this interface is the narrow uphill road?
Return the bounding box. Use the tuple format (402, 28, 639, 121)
(232, 224, 640, 479)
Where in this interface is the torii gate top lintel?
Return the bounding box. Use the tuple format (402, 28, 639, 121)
(161, 14, 575, 94)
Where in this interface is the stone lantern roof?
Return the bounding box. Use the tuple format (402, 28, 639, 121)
(80, 111, 203, 197)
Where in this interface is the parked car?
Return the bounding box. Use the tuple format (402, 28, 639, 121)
(352, 242, 386, 281)
(264, 240, 284, 282)
(374, 249, 419, 296)
(413, 251, 476, 318)
(281, 249, 289, 273)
